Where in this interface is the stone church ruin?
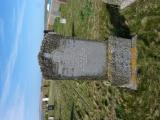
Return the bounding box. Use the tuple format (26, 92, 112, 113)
(38, 33, 137, 89)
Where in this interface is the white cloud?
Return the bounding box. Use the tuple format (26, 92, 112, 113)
(1, 84, 25, 120)
(0, 0, 26, 107)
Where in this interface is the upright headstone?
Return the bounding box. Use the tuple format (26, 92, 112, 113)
(48, 105, 55, 110)
(60, 18, 66, 24)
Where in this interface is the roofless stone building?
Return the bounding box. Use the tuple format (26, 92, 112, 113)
(38, 33, 137, 90)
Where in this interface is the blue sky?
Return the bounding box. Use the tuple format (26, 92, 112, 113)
(0, 0, 44, 120)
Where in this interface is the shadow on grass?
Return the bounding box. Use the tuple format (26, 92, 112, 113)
(106, 4, 132, 39)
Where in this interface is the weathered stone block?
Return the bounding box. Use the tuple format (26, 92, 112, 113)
(102, 0, 136, 9)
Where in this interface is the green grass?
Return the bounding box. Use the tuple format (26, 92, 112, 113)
(53, 0, 110, 40)
(119, 0, 160, 119)
(45, 0, 160, 119)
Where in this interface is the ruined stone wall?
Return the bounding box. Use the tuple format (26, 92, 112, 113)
(39, 33, 107, 80)
(108, 36, 131, 85)
(38, 34, 62, 79)
(38, 33, 136, 87)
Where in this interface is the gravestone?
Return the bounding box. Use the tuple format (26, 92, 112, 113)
(39, 33, 137, 89)
(48, 105, 55, 110)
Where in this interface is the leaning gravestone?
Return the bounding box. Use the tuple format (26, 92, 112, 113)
(38, 33, 137, 89)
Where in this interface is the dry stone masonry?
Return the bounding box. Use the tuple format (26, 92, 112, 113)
(38, 33, 137, 89)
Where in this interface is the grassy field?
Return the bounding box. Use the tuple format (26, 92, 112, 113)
(119, 0, 160, 119)
(43, 0, 160, 120)
(53, 0, 111, 40)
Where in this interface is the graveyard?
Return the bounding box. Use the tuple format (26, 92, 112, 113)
(40, 0, 160, 120)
